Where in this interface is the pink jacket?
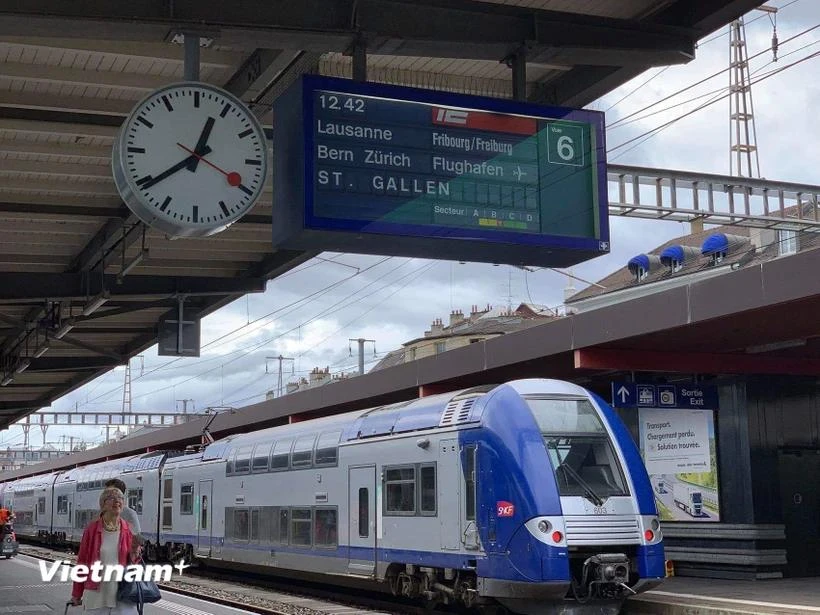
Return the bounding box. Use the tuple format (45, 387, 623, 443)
(72, 517, 134, 600)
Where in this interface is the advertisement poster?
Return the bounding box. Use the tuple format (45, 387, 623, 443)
(638, 407, 720, 521)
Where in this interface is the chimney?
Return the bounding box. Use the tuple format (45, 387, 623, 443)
(426, 318, 444, 336)
(449, 309, 465, 327)
(748, 227, 775, 251)
(286, 382, 300, 395)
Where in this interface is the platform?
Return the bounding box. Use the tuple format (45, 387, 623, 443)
(626, 576, 820, 614)
(0, 553, 255, 615)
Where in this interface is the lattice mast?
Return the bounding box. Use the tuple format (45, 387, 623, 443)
(728, 6, 778, 178)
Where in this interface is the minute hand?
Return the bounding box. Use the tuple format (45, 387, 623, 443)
(140, 145, 212, 190)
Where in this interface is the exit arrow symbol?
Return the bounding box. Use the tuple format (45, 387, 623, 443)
(617, 386, 630, 403)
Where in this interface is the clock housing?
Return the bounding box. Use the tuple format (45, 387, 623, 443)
(112, 82, 268, 238)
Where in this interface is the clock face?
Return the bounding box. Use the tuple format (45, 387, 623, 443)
(112, 82, 268, 238)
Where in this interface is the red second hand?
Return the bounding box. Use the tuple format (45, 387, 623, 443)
(177, 143, 242, 187)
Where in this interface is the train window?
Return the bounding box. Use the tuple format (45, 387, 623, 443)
(278, 508, 289, 544)
(358, 488, 369, 537)
(128, 488, 143, 515)
(314, 508, 338, 547)
(233, 508, 249, 541)
(290, 508, 312, 546)
(57, 495, 68, 515)
(234, 446, 253, 475)
(525, 397, 607, 434)
(252, 444, 271, 473)
(384, 466, 416, 515)
(291, 435, 316, 468)
(180, 484, 194, 515)
(270, 438, 292, 471)
(250, 508, 260, 542)
(546, 437, 628, 500)
(200, 496, 208, 530)
(419, 465, 437, 515)
(38, 497, 45, 514)
(267, 507, 280, 544)
(259, 506, 273, 542)
(314, 431, 342, 466)
(163, 478, 173, 500)
(464, 445, 477, 521)
(224, 507, 234, 539)
(226, 450, 236, 475)
(161, 505, 172, 529)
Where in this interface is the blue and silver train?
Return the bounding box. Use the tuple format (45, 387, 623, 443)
(0, 379, 664, 614)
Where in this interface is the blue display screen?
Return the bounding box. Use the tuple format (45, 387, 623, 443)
(273, 76, 610, 266)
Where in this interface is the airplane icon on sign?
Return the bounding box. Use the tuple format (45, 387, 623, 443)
(513, 165, 527, 181)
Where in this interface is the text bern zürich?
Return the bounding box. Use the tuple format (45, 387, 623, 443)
(314, 107, 536, 197)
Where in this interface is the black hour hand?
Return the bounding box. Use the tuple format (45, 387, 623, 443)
(139, 145, 212, 190)
(187, 117, 215, 172)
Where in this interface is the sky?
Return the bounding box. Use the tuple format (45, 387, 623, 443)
(2, 0, 818, 452)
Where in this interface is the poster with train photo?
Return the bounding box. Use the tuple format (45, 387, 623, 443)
(638, 407, 720, 522)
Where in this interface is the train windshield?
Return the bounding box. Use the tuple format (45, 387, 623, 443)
(526, 397, 628, 502)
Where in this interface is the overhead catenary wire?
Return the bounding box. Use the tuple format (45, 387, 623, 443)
(608, 22, 819, 130)
(608, 48, 820, 158)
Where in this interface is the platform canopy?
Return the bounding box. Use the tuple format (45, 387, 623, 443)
(0, 0, 766, 430)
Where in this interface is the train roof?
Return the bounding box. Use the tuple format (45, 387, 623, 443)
(8, 471, 59, 490)
(56, 451, 169, 482)
(198, 384, 500, 460)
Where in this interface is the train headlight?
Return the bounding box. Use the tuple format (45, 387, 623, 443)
(537, 520, 551, 533)
(651, 518, 660, 531)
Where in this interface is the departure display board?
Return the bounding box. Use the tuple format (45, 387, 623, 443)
(273, 76, 609, 267)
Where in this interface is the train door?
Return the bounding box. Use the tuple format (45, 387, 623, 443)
(439, 439, 461, 550)
(348, 465, 376, 575)
(196, 480, 212, 558)
(778, 449, 820, 576)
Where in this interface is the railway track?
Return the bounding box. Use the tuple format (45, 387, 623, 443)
(18, 544, 467, 615)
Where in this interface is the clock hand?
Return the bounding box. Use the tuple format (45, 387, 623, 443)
(176, 143, 242, 187)
(139, 145, 212, 190)
(186, 117, 216, 172)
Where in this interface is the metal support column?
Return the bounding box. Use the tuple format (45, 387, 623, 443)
(352, 38, 367, 82)
(507, 48, 527, 101)
(184, 34, 201, 81)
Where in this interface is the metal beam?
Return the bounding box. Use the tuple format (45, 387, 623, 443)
(0, 1, 697, 63)
(0, 61, 170, 92)
(68, 217, 134, 273)
(0, 37, 246, 67)
(0, 117, 118, 139)
(27, 357, 118, 372)
(0, 89, 136, 117)
(574, 348, 820, 376)
(0, 272, 266, 301)
(0, 158, 110, 179)
(0, 200, 124, 218)
(0, 139, 112, 159)
(57, 335, 123, 361)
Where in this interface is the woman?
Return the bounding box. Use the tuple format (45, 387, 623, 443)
(70, 486, 140, 614)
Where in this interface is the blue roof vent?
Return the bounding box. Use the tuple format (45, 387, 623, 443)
(660, 245, 702, 272)
(701, 233, 729, 256)
(701, 233, 749, 264)
(627, 254, 662, 281)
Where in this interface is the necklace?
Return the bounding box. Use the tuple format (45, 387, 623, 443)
(102, 517, 118, 532)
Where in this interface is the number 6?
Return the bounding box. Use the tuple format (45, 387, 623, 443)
(557, 135, 574, 161)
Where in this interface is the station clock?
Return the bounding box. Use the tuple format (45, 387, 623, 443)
(112, 82, 268, 238)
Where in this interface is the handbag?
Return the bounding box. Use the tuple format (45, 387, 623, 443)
(117, 559, 161, 615)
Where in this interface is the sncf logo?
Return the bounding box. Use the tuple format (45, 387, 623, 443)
(432, 108, 469, 126)
(496, 501, 515, 517)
